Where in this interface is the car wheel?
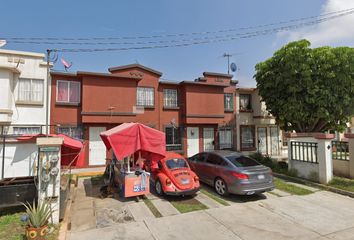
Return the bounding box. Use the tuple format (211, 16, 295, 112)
(214, 178, 229, 196)
(155, 179, 164, 196)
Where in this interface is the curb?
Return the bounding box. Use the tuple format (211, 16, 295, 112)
(274, 173, 354, 199)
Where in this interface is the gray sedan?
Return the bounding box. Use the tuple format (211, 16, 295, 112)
(188, 151, 274, 196)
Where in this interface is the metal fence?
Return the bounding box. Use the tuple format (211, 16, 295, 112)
(332, 141, 349, 161)
(290, 141, 318, 163)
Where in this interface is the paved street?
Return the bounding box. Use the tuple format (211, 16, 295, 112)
(66, 178, 354, 240)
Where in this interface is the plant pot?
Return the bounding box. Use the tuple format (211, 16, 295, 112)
(25, 225, 48, 240)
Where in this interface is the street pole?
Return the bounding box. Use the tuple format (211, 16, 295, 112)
(46, 49, 51, 136)
(1, 126, 5, 179)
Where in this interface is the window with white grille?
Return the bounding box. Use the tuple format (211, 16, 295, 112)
(57, 126, 83, 139)
(13, 127, 41, 135)
(137, 87, 154, 107)
(219, 128, 232, 149)
(163, 89, 178, 108)
(17, 78, 44, 103)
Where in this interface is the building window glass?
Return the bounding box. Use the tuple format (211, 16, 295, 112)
(239, 94, 252, 111)
(57, 126, 83, 139)
(163, 89, 178, 108)
(240, 125, 255, 150)
(137, 87, 154, 107)
(17, 78, 44, 103)
(13, 127, 41, 135)
(57, 80, 80, 104)
(165, 126, 182, 151)
(219, 127, 232, 149)
(224, 93, 234, 111)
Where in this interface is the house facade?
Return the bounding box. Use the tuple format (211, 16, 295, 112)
(50, 63, 285, 167)
(50, 64, 238, 167)
(235, 88, 284, 157)
(0, 49, 50, 178)
(0, 49, 49, 134)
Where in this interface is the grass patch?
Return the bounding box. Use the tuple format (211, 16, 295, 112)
(200, 189, 230, 206)
(0, 211, 60, 240)
(169, 198, 208, 213)
(0, 212, 25, 240)
(329, 177, 354, 193)
(143, 199, 163, 218)
(274, 178, 313, 195)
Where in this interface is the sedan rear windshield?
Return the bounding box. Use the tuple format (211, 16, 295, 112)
(165, 158, 188, 170)
(226, 156, 260, 167)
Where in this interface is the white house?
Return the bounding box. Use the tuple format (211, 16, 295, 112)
(0, 49, 50, 134)
(0, 49, 50, 178)
(235, 87, 287, 159)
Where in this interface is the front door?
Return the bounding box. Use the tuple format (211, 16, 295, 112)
(89, 127, 107, 165)
(203, 128, 214, 151)
(257, 127, 267, 154)
(187, 127, 199, 157)
(270, 127, 279, 156)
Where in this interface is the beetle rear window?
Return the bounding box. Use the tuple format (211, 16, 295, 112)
(226, 156, 260, 167)
(165, 159, 188, 169)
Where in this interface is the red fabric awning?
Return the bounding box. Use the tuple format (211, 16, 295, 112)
(100, 122, 166, 160)
(16, 134, 85, 167)
(17, 134, 83, 150)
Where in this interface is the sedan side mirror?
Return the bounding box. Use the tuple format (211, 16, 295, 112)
(158, 161, 163, 170)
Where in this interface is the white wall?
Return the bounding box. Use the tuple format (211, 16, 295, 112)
(0, 143, 38, 178)
(0, 49, 49, 132)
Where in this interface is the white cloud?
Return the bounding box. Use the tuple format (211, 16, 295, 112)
(281, 0, 354, 46)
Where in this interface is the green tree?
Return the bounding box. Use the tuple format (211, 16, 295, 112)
(255, 39, 354, 132)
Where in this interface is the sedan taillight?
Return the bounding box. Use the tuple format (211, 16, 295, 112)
(231, 172, 249, 180)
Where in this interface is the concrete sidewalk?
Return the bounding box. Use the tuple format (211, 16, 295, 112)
(67, 190, 354, 240)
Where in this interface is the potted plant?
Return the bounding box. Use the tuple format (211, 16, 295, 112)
(22, 200, 54, 240)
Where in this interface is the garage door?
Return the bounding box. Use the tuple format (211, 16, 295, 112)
(89, 127, 106, 166)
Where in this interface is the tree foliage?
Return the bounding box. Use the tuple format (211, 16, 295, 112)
(255, 39, 354, 132)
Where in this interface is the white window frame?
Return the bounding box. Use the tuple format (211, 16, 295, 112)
(17, 78, 44, 104)
(136, 87, 154, 107)
(56, 80, 81, 104)
(163, 89, 178, 108)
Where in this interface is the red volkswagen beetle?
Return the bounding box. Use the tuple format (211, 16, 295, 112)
(147, 152, 200, 196)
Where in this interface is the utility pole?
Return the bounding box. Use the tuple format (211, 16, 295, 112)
(46, 49, 52, 136)
(223, 53, 232, 74)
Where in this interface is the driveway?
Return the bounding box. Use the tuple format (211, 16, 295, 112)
(67, 179, 354, 240)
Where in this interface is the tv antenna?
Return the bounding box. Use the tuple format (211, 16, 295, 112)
(222, 52, 244, 74)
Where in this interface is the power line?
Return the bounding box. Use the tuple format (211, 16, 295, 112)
(53, 10, 354, 52)
(2, 7, 354, 43)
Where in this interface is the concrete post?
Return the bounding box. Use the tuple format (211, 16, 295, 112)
(315, 134, 335, 184)
(344, 134, 354, 179)
(36, 137, 63, 224)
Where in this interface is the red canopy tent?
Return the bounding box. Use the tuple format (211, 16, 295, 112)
(100, 123, 166, 163)
(17, 134, 86, 167)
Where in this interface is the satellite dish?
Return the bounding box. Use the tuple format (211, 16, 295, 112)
(0, 40, 6, 48)
(230, 62, 237, 72)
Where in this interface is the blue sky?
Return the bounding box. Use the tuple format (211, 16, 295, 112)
(1, 0, 353, 86)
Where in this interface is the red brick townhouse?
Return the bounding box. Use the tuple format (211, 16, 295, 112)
(50, 64, 237, 167)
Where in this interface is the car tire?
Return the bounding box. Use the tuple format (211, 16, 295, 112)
(155, 179, 164, 196)
(214, 178, 229, 196)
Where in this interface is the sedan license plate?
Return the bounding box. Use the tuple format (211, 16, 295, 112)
(181, 179, 190, 185)
(258, 174, 265, 180)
